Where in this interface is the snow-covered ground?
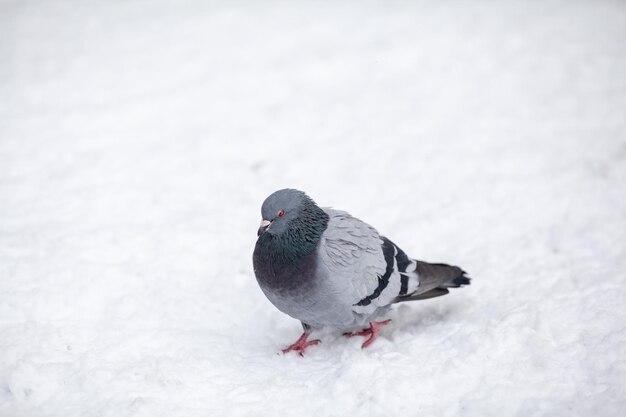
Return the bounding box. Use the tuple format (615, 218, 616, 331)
(1, 0, 625, 415)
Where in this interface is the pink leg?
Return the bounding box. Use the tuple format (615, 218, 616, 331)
(281, 331, 321, 356)
(343, 319, 391, 348)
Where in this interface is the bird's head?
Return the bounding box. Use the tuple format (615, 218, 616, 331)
(257, 188, 308, 237)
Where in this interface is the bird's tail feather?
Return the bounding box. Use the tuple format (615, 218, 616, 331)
(393, 260, 470, 304)
(394, 288, 449, 303)
(416, 261, 470, 289)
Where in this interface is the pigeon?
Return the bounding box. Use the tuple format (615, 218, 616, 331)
(252, 189, 470, 355)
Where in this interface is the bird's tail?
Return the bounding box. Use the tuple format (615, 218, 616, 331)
(393, 260, 470, 303)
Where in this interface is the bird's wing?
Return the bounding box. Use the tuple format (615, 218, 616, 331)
(317, 208, 408, 316)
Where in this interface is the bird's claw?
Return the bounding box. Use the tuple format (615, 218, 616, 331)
(280, 332, 320, 356)
(343, 319, 391, 348)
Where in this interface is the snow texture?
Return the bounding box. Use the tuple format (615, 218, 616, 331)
(1, 0, 625, 416)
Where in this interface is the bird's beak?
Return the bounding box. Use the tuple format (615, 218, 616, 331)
(257, 219, 272, 236)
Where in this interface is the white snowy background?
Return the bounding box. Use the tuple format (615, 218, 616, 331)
(1, 0, 625, 416)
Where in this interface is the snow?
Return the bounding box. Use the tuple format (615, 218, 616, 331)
(1, 0, 625, 415)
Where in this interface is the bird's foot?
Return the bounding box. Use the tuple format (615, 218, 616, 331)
(280, 331, 321, 356)
(343, 319, 392, 348)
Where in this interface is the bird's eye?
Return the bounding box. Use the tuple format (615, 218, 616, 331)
(278, 209, 285, 217)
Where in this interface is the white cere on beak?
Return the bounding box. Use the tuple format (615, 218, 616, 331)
(257, 219, 273, 236)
